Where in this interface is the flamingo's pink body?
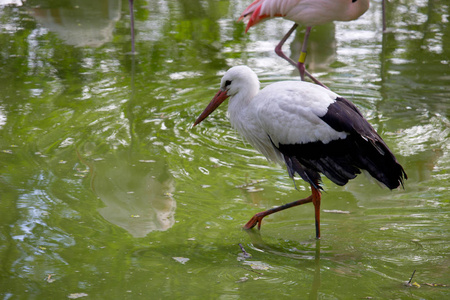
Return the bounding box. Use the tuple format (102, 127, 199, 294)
(240, 0, 370, 30)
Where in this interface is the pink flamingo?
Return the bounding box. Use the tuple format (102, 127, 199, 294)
(239, 0, 373, 87)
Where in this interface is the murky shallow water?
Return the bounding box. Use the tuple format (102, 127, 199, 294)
(0, 0, 449, 299)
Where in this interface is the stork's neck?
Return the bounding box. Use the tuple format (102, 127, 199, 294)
(227, 80, 260, 131)
(226, 78, 283, 164)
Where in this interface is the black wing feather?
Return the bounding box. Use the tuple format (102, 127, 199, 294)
(275, 97, 407, 189)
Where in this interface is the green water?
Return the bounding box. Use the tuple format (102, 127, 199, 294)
(0, 0, 449, 299)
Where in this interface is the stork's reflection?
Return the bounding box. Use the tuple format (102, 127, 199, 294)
(243, 229, 321, 299)
(83, 150, 176, 238)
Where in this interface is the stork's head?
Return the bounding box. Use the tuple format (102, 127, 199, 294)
(193, 66, 259, 126)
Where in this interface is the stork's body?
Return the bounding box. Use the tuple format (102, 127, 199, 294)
(194, 66, 406, 238)
(239, 0, 370, 86)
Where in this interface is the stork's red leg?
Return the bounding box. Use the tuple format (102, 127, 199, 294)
(311, 186, 322, 239)
(243, 195, 313, 230)
(244, 184, 323, 239)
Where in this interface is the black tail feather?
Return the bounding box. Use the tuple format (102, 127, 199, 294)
(283, 155, 322, 190)
(277, 135, 407, 190)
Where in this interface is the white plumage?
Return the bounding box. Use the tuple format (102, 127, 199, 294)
(194, 66, 406, 238)
(254, 81, 348, 147)
(204, 66, 347, 163)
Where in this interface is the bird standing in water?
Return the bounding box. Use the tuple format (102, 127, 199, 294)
(239, 0, 371, 87)
(194, 66, 406, 239)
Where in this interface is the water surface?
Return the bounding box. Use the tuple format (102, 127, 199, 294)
(0, 0, 449, 299)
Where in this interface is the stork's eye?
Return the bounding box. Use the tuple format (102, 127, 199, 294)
(352, 0, 357, 2)
(225, 80, 232, 87)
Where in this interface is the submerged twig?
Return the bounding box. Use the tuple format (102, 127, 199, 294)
(404, 269, 420, 287)
(237, 265, 264, 276)
(423, 282, 448, 287)
(238, 243, 252, 259)
(408, 270, 416, 285)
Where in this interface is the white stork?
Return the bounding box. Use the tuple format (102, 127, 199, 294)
(194, 66, 406, 239)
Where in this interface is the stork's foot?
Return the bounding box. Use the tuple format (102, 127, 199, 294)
(243, 212, 267, 230)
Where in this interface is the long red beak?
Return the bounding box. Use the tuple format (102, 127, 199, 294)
(193, 90, 229, 126)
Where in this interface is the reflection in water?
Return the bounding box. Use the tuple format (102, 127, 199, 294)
(244, 229, 321, 299)
(27, 0, 121, 47)
(0, 0, 449, 298)
(82, 150, 176, 238)
(378, 0, 450, 188)
(0, 0, 23, 5)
